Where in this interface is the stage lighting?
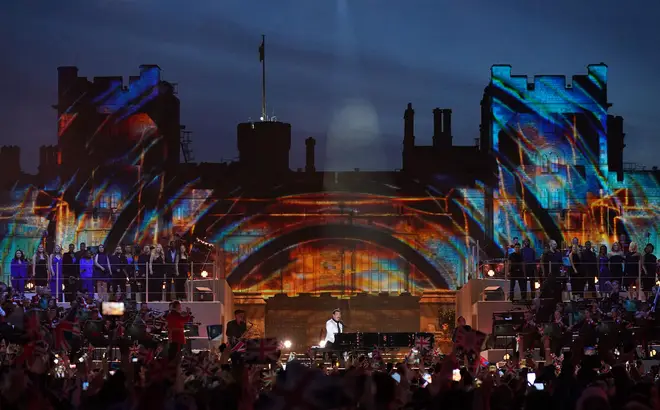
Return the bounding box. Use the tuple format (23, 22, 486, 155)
(283, 340, 292, 349)
(319, 340, 327, 348)
(487, 270, 495, 277)
(651, 350, 657, 358)
(503, 353, 510, 361)
(201, 270, 208, 278)
(534, 282, 540, 290)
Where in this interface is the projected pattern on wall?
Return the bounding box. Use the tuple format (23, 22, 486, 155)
(210, 192, 476, 293)
(233, 240, 435, 296)
(1, 63, 659, 296)
(476, 64, 659, 251)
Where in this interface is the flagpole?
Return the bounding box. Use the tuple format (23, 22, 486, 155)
(261, 34, 267, 121)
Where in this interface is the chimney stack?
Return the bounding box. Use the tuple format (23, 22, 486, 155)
(305, 137, 316, 172)
(443, 109, 452, 142)
(432, 108, 443, 148)
(404, 103, 415, 146)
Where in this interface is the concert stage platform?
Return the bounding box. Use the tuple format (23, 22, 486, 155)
(456, 278, 513, 334)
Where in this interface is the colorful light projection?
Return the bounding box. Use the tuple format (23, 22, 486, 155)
(479, 64, 659, 251)
(2, 63, 659, 291)
(211, 193, 479, 291)
(233, 240, 435, 297)
(0, 67, 176, 274)
(93, 65, 161, 120)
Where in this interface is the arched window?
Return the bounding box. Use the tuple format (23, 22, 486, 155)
(540, 189, 550, 209)
(540, 151, 562, 174)
(548, 152, 561, 173)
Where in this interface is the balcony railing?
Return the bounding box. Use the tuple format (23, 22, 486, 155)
(4, 262, 219, 303)
(480, 258, 659, 299)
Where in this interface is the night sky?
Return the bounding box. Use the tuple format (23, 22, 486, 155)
(2, 0, 659, 173)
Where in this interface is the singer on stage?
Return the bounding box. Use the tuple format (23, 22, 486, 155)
(226, 309, 248, 344)
(324, 309, 344, 349)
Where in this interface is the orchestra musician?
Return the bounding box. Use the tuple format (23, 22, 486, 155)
(517, 310, 548, 359)
(226, 309, 248, 345)
(323, 309, 344, 349)
(574, 309, 599, 348)
(634, 303, 654, 354)
(165, 300, 191, 358)
(545, 310, 570, 356)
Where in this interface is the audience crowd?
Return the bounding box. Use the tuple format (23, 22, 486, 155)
(0, 284, 658, 410)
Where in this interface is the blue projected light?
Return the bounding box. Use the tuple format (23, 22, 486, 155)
(94, 66, 161, 120)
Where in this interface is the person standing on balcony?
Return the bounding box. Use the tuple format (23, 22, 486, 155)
(10, 250, 27, 293)
(581, 241, 598, 297)
(174, 244, 189, 301)
(109, 246, 128, 298)
(62, 244, 78, 301)
(624, 242, 641, 290)
(507, 243, 525, 301)
(149, 244, 166, 302)
(165, 241, 177, 301)
(569, 244, 583, 299)
(541, 240, 563, 303)
(522, 238, 536, 292)
(48, 245, 63, 299)
(641, 244, 657, 293)
(79, 250, 95, 296)
(32, 244, 49, 290)
(136, 245, 150, 302)
(74, 242, 86, 262)
(94, 245, 111, 301)
(609, 242, 625, 285)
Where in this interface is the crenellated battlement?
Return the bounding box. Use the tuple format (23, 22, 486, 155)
(57, 65, 164, 115)
(490, 63, 608, 107)
(0, 145, 20, 155)
(39, 145, 59, 174)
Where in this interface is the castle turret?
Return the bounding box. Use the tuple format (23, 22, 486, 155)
(432, 108, 443, 149)
(305, 137, 316, 172)
(442, 109, 453, 147)
(237, 121, 291, 176)
(402, 103, 415, 170)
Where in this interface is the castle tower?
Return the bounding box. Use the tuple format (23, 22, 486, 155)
(237, 121, 292, 176)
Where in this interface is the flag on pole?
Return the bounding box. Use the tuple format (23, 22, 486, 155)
(259, 37, 265, 62)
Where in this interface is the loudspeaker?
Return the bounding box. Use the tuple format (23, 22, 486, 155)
(194, 286, 214, 301)
(483, 286, 505, 301)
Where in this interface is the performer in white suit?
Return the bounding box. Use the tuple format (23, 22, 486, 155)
(324, 308, 344, 348)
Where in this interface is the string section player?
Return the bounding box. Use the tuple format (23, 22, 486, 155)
(323, 309, 344, 349)
(226, 309, 249, 346)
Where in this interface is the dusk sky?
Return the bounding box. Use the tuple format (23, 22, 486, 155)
(2, 0, 659, 173)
